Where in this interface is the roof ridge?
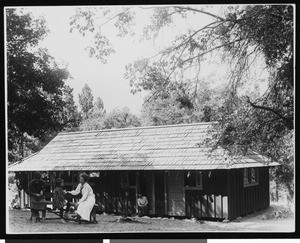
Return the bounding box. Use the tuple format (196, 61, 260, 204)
(58, 122, 219, 135)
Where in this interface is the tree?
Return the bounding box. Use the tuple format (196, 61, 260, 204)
(79, 116, 105, 131)
(7, 9, 70, 162)
(78, 83, 94, 118)
(123, 5, 293, 131)
(91, 97, 106, 117)
(70, 5, 294, 197)
(61, 85, 82, 131)
(79, 107, 141, 131)
(103, 107, 141, 129)
(94, 97, 104, 110)
(70, 5, 293, 129)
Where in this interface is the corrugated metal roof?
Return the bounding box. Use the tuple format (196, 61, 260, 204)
(8, 122, 279, 171)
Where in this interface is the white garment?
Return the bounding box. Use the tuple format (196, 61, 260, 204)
(69, 183, 95, 221)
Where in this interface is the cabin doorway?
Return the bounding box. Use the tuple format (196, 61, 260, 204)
(138, 171, 147, 195)
(154, 171, 165, 216)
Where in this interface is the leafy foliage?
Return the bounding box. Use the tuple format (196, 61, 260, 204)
(78, 83, 94, 118)
(7, 9, 71, 162)
(69, 7, 136, 63)
(92, 97, 106, 117)
(60, 85, 82, 131)
(103, 107, 141, 129)
(69, 5, 294, 197)
(70, 5, 293, 128)
(77, 85, 140, 130)
(79, 107, 140, 131)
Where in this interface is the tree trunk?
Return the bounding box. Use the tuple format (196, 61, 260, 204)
(285, 181, 294, 200)
(275, 180, 279, 202)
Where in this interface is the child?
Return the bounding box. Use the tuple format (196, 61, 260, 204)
(53, 178, 68, 223)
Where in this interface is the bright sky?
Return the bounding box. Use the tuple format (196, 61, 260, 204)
(14, 5, 268, 115)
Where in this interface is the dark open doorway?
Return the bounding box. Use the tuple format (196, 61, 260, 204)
(154, 171, 165, 216)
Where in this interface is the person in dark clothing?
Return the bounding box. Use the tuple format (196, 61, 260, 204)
(53, 178, 70, 223)
(27, 172, 46, 223)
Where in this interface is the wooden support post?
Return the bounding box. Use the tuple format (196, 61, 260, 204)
(226, 170, 231, 219)
(135, 172, 139, 214)
(18, 189, 21, 208)
(28, 172, 31, 208)
(20, 189, 24, 209)
(152, 172, 155, 214)
(25, 191, 28, 207)
(164, 171, 168, 215)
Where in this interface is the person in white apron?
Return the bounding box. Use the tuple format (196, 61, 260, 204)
(66, 173, 95, 222)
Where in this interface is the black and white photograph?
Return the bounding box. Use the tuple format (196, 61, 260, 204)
(5, 4, 295, 234)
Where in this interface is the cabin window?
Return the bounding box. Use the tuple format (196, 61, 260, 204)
(196, 172, 203, 188)
(251, 168, 258, 183)
(243, 169, 249, 185)
(184, 171, 203, 189)
(243, 168, 259, 187)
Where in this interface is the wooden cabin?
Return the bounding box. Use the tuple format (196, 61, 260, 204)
(8, 122, 279, 220)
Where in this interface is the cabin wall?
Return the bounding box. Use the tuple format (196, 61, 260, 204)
(94, 171, 135, 215)
(146, 172, 155, 214)
(17, 168, 270, 221)
(184, 170, 228, 219)
(227, 167, 270, 220)
(17, 170, 230, 219)
(167, 171, 185, 216)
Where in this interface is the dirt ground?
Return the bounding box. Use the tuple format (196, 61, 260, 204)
(7, 203, 294, 234)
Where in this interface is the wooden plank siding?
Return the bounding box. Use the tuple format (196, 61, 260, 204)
(227, 167, 270, 220)
(185, 170, 229, 220)
(18, 167, 270, 221)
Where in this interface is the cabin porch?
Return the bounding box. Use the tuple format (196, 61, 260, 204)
(15, 169, 233, 220)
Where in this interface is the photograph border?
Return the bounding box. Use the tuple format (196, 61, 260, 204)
(2, 0, 299, 240)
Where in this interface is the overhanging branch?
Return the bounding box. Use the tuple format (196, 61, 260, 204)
(246, 97, 293, 130)
(174, 6, 226, 21)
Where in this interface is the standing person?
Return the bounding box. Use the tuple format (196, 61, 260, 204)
(137, 193, 148, 217)
(27, 172, 46, 223)
(65, 173, 95, 222)
(53, 178, 69, 223)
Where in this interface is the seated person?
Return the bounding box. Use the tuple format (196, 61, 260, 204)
(65, 173, 95, 222)
(137, 193, 148, 217)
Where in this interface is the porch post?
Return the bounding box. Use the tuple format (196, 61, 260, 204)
(164, 171, 168, 215)
(20, 189, 24, 209)
(152, 172, 155, 214)
(28, 172, 31, 208)
(135, 172, 139, 214)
